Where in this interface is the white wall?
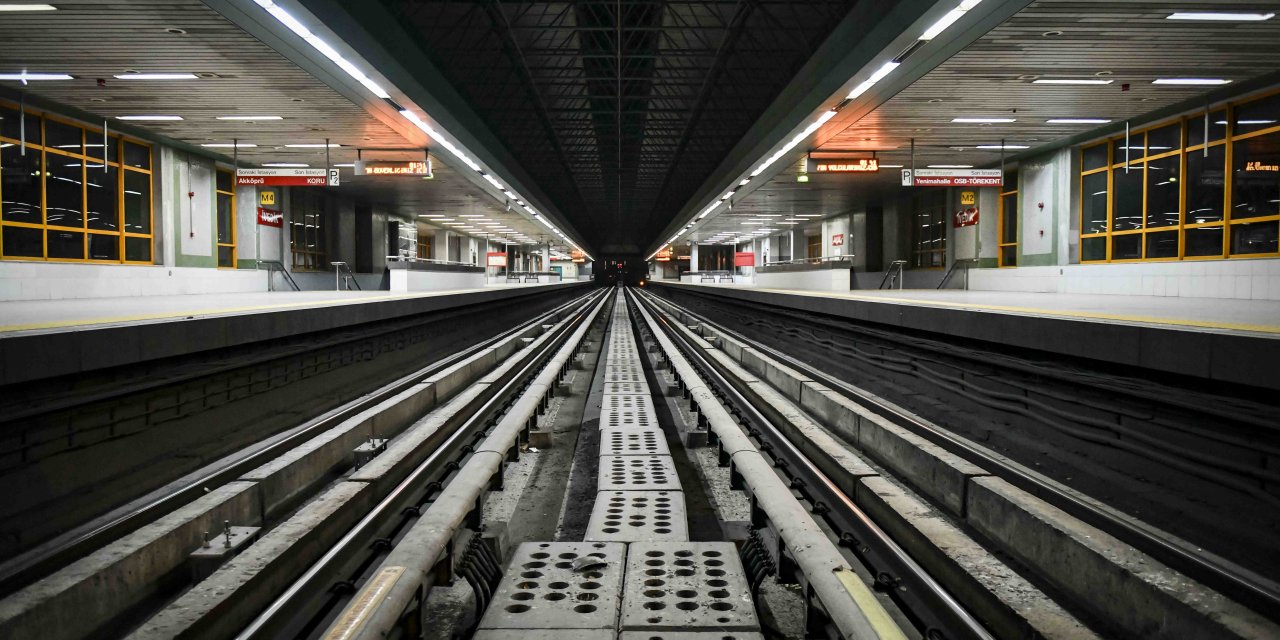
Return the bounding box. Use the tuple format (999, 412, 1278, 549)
(822, 215, 850, 258)
(968, 259, 1280, 301)
(0, 262, 266, 301)
(390, 269, 484, 292)
(757, 268, 849, 291)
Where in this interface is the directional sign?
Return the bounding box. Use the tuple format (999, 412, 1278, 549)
(901, 169, 914, 186)
(911, 169, 1003, 187)
(328, 168, 340, 187)
(807, 156, 879, 173)
(237, 168, 329, 187)
(355, 159, 433, 178)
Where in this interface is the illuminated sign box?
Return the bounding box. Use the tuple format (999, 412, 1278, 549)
(807, 157, 879, 173)
(910, 168, 1003, 187)
(236, 168, 329, 187)
(355, 159, 434, 178)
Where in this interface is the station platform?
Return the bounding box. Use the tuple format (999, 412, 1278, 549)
(650, 282, 1280, 391)
(0, 282, 589, 386)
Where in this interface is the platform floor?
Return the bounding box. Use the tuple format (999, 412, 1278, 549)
(0, 284, 561, 337)
(682, 284, 1280, 337)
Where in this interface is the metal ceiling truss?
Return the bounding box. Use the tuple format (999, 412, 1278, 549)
(389, 0, 858, 252)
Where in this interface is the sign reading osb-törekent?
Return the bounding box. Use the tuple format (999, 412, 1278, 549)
(912, 169, 1002, 187)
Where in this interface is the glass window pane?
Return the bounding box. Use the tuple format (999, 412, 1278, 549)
(1145, 155, 1180, 228)
(1189, 110, 1228, 147)
(125, 236, 151, 262)
(217, 245, 235, 268)
(1231, 131, 1280, 220)
(1082, 172, 1108, 234)
(86, 164, 118, 231)
(1081, 236, 1107, 261)
(216, 170, 232, 192)
(1112, 164, 1144, 231)
(46, 229, 83, 259)
(123, 171, 150, 233)
(1082, 144, 1107, 172)
(0, 105, 41, 145)
(45, 156, 85, 228)
(84, 132, 117, 163)
(1, 144, 43, 224)
(122, 140, 150, 170)
(87, 233, 119, 261)
(1001, 193, 1018, 243)
(45, 118, 82, 155)
(1186, 145, 1225, 224)
(217, 193, 234, 244)
(1145, 230, 1178, 259)
(2, 224, 42, 257)
(1185, 226, 1223, 257)
(1233, 93, 1280, 136)
(1146, 123, 1180, 155)
(1111, 233, 1141, 260)
(1231, 221, 1279, 255)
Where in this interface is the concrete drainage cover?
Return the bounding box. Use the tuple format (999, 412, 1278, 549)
(620, 542, 759, 631)
(605, 368, 644, 383)
(600, 394, 657, 429)
(476, 542, 625, 630)
(586, 490, 688, 542)
(603, 381, 650, 395)
(474, 631, 615, 640)
(618, 633, 765, 640)
(598, 455, 682, 491)
(600, 427, 671, 456)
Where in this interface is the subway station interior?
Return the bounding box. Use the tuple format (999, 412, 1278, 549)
(1, 1, 1279, 639)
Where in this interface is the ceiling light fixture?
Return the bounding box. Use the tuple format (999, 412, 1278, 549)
(201, 142, 258, 148)
(1046, 118, 1111, 124)
(0, 72, 72, 81)
(846, 61, 900, 100)
(117, 115, 184, 121)
(1152, 78, 1231, 85)
(750, 109, 837, 178)
(1167, 12, 1274, 21)
(112, 73, 198, 80)
(976, 144, 1029, 150)
(252, 0, 390, 98)
(0, 4, 58, 10)
(952, 117, 1015, 123)
(1032, 79, 1113, 85)
(918, 0, 983, 41)
(216, 115, 283, 120)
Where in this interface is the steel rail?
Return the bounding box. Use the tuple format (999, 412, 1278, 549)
(238, 289, 609, 640)
(0, 290, 598, 598)
(630, 289, 992, 640)
(642, 289, 1280, 618)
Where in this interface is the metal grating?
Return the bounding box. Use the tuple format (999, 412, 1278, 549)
(586, 490, 688, 542)
(598, 455, 681, 491)
(477, 542, 625, 630)
(620, 542, 759, 631)
(600, 393, 657, 429)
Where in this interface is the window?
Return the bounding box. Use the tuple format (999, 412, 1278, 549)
(289, 189, 328, 270)
(0, 102, 153, 264)
(909, 190, 947, 268)
(806, 234, 821, 259)
(999, 177, 1018, 267)
(1078, 88, 1280, 262)
(216, 169, 236, 268)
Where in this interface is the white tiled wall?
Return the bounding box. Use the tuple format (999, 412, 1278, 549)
(0, 261, 267, 302)
(968, 259, 1280, 301)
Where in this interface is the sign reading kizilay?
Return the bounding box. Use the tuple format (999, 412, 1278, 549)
(237, 168, 332, 187)
(910, 168, 1002, 187)
(355, 159, 433, 178)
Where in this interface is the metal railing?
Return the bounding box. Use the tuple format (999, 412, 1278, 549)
(878, 260, 906, 289)
(331, 261, 361, 291)
(938, 258, 977, 290)
(504, 270, 563, 283)
(257, 260, 300, 292)
(763, 255, 855, 267)
(385, 256, 477, 267)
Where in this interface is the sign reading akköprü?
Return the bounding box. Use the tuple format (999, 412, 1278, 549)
(237, 168, 331, 187)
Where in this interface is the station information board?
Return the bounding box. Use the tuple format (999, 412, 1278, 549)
(909, 168, 1003, 187)
(236, 168, 332, 187)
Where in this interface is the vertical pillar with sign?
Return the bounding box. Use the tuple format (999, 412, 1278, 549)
(328, 168, 340, 187)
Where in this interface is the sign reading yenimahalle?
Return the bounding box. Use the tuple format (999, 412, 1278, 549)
(355, 159, 433, 178)
(237, 168, 331, 187)
(910, 168, 1003, 187)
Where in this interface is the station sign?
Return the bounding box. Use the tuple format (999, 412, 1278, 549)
(831, 233, 844, 246)
(354, 159, 433, 178)
(806, 156, 879, 173)
(733, 252, 755, 267)
(257, 207, 283, 227)
(656, 248, 672, 262)
(259, 190, 276, 206)
(237, 168, 330, 187)
(909, 168, 1003, 187)
(486, 252, 508, 267)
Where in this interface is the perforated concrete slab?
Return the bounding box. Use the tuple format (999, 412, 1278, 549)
(619, 632, 765, 640)
(477, 542, 625, 630)
(600, 427, 670, 456)
(620, 542, 759, 631)
(586, 490, 688, 542)
(603, 381, 650, 395)
(473, 631, 615, 640)
(598, 455, 681, 491)
(601, 394, 657, 429)
(605, 368, 645, 384)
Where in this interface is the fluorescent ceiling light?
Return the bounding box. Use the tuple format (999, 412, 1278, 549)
(113, 73, 198, 80)
(879, 164, 904, 168)
(1152, 78, 1231, 85)
(919, 9, 965, 41)
(333, 163, 355, 167)
(253, 0, 390, 99)
(285, 143, 340, 148)
(263, 162, 309, 167)
(1046, 118, 1111, 124)
(0, 4, 58, 10)
(929, 164, 973, 168)
(0, 72, 72, 80)
(976, 144, 1029, 150)
(216, 115, 283, 120)
(399, 109, 482, 172)
(1032, 79, 1113, 85)
(952, 117, 1015, 123)
(738, 179, 751, 186)
(117, 115, 184, 121)
(1225, 119, 1277, 125)
(750, 109, 837, 177)
(482, 173, 503, 189)
(1167, 12, 1274, 21)
(202, 142, 258, 148)
(846, 61, 900, 100)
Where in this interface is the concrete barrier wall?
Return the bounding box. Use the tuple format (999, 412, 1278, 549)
(0, 262, 267, 301)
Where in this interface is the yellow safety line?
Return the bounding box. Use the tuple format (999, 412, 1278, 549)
(833, 567, 909, 640)
(705, 285, 1280, 335)
(0, 284, 558, 334)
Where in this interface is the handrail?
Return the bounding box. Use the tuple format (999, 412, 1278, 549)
(878, 260, 906, 290)
(331, 261, 361, 291)
(385, 256, 476, 267)
(764, 255, 855, 266)
(257, 260, 300, 292)
(938, 258, 978, 290)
